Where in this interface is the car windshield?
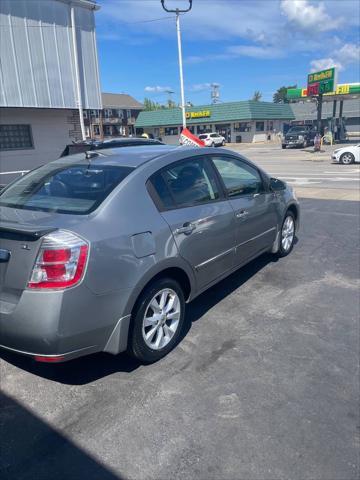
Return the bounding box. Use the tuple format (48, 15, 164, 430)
(0, 161, 134, 214)
(288, 126, 308, 133)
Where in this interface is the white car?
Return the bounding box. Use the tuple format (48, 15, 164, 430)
(331, 144, 360, 164)
(198, 132, 226, 147)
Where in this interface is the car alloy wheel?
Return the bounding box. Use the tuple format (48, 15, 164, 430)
(142, 288, 181, 350)
(340, 152, 354, 165)
(281, 215, 295, 252)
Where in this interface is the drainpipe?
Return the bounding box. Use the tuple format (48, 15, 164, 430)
(70, 3, 86, 141)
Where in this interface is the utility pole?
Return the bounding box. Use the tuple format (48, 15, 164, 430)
(316, 93, 323, 135)
(161, 0, 192, 129)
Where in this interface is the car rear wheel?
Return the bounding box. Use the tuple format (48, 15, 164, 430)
(128, 277, 185, 363)
(340, 152, 355, 165)
(221, 140, 225, 146)
(276, 212, 296, 257)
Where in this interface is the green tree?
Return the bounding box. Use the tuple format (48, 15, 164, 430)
(252, 90, 262, 101)
(273, 85, 297, 103)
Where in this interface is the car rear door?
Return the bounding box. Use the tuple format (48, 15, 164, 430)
(211, 155, 278, 266)
(148, 155, 236, 289)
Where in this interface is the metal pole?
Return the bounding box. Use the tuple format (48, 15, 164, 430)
(176, 12, 186, 129)
(70, 4, 86, 141)
(316, 93, 323, 135)
(161, 1, 192, 130)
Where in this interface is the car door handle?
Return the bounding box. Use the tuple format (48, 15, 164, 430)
(175, 222, 196, 235)
(235, 210, 249, 218)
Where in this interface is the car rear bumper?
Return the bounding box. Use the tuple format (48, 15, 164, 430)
(0, 343, 99, 362)
(0, 285, 133, 361)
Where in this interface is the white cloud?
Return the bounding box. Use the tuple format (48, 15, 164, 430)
(144, 86, 172, 93)
(188, 83, 220, 92)
(281, 0, 342, 32)
(310, 42, 360, 73)
(227, 45, 284, 59)
(337, 43, 360, 64)
(310, 57, 343, 72)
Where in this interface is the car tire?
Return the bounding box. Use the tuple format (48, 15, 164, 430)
(276, 211, 296, 258)
(303, 139, 308, 148)
(340, 152, 355, 165)
(211, 142, 215, 147)
(222, 140, 225, 146)
(282, 144, 286, 149)
(128, 277, 186, 363)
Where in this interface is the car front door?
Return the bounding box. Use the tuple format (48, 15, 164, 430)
(149, 156, 236, 289)
(211, 155, 278, 266)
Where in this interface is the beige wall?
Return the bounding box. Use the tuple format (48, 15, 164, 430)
(0, 108, 81, 183)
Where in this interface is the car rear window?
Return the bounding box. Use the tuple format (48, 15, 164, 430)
(0, 162, 134, 214)
(198, 135, 208, 139)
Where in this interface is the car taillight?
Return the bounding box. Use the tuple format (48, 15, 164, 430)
(28, 230, 89, 290)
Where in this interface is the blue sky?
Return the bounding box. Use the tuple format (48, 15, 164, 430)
(95, 0, 360, 105)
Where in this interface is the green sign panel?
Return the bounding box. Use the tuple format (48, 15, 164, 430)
(307, 67, 337, 96)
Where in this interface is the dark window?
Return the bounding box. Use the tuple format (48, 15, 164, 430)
(164, 127, 178, 136)
(0, 124, 33, 151)
(0, 162, 134, 215)
(210, 133, 219, 138)
(212, 156, 263, 197)
(148, 173, 175, 210)
(233, 122, 251, 132)
(256, 122, 265, 132)
(151, 157, 220, 209)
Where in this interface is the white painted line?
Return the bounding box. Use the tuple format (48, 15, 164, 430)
(0, 170, 29, 175)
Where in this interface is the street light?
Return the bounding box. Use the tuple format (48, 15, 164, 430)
(161, 0, 192, 129)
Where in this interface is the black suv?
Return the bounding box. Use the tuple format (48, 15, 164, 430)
(282, 126, 316, 149)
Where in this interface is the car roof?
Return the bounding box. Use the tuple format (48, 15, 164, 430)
(58, 145, 190, 168)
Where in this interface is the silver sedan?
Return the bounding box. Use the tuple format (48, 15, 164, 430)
(0, 146, 299, 363)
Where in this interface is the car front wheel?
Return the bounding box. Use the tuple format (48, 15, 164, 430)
(340, 152, 355, 164)
(128, 277, 185, 363)
(277, 212, 296, 257)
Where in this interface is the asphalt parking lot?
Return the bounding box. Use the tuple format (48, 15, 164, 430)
(1, 144, 359, 480)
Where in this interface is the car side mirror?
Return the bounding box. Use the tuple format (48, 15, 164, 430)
(270, 177, 286, 191)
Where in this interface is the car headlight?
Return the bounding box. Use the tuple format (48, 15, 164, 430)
(298, 135, 304, 140)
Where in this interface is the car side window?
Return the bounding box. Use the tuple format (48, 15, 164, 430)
(150, 157, 220, 210)
(212, 156, 264, 197)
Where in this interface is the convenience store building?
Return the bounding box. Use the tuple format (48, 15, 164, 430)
(135, 100, 294, 144)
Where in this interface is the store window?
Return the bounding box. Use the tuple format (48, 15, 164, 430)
(104, 125, 112, 136)
(104, 109, 112, 119)
(197, 125, 212, 134)
(164, 127, 179, 136)
(0, 124, 33, 151)
(233, 122, 251, 132)
(126, 109, 131, 118)
(93, 125, 100, 135)
(256, 122, 265, 132)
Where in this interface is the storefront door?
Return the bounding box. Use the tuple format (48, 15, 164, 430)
(215, 124, 231, 142)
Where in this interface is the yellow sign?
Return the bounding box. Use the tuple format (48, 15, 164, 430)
(334, 84, 350, 95)
(185, 110, 211, 119)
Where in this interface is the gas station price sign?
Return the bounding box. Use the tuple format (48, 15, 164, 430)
(307, 67, 337, 96)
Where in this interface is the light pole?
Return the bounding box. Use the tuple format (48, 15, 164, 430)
(161, 0, 192, 129)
